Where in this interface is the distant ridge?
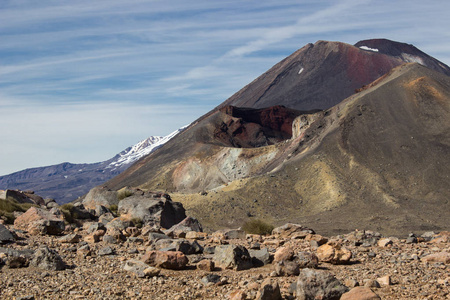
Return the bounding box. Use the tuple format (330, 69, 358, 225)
(0, 126, 187, 204)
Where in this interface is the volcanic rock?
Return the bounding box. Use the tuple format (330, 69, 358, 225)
(13, 207, 65, 235)
(213, 245, 253, 271)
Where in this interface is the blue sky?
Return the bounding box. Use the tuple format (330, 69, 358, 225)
(1, 0, 449, 175)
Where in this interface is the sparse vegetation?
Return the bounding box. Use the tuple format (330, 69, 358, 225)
(0, 198, 36, 224)
(118, 188, 134, 201)
(60, 203, 75, 224)
(242, 218, 274, 235)
(130, 217, 143, 228)
(109, 204, 119, 216)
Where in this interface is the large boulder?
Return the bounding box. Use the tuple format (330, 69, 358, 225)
(213, 245, 253, 271)
(118, 194, 186, 228)
(30, 246, 66, 271)
(14, 207, 65, 235)
(82, 186, 119, 209)
(295, 268, 348, 300)
(256, 278, 282, 300)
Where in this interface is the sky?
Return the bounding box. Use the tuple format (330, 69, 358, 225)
(1, 0, 450, 175)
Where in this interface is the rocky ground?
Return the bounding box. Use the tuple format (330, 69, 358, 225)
(0, 219, 449, 300)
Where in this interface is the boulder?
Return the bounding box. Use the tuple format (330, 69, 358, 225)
(164, 216, 203, 238)
(256, 278, 282, 300)
(296, 251, 319, 269)
(141, 250, 188, 270)
(14, 207, 65, 235)
(30, 246, 66, 271)
(316, 242, 352, 264)
(82, 186, 119, 209)
(0, 224, 15, 243)
(213, 245, 253, 271)
(340, 287, 381, 300)
(272, 223, 314, 238)
(249, 248, 271, 267)
(118, 194, 186, 229)
(295, 268, 348, 300)
(275, 260, 300, 276)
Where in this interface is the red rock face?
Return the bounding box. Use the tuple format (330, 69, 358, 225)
(213, 105, 310, 148)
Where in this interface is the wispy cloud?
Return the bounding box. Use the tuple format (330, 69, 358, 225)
(1, 0, 450, 175)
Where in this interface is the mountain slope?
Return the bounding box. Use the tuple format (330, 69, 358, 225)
(174, 63, 450, 236)
(219, 39, 450, 111)
(0, 127, 185, 203)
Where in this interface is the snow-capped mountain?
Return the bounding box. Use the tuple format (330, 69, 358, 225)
(0, 126, 187, 204)
(108, 125, 188, 170)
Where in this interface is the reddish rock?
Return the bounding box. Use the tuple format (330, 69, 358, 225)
(141, 250, 188, 270)
(255, 278, 282, 300)
(229, 290, 247, 300)
(14, 207, 64, 235)
(340, 287, 381, 300)
(273, 246, 294, 262)
(197, 259, 215, 271)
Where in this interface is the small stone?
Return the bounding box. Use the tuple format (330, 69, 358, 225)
(341, 287, 381, 300)
(363, 279, 380, 288)
(197, 259, 215, 271)
(376, 275, 392, 286)
(377, 238, 393, 247)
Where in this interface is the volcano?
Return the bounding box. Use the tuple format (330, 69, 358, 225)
(100, 39, 450, 236)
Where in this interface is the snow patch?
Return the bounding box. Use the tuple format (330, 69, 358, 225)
(107, 125, 189, 169)
(359, 46, 379, 52)
(64, 176, 68, 179)
(298, 67, 304, 75)
(401, 53, 426, 66)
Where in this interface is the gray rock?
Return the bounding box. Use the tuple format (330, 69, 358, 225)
(295, 268, 348, 300)
(87, 222, 106, 234)
(148, 232, 171, 242)
(105, 218, 131, 231)
(123, 259, 149, 278)
(30, 246, 66, 271)
(82, 186, 119, 209)
(213, 244, 253, 271)
(103, 235, 117, 244)
(95, 205, 111, 217)
(98, 246, 115, 256)
(99, 213, 115, 224)
(0, 224, 15, 243)
(171, 239, 203, 255)
(296, 251, 319, 268)
(249, 248, 271, 267)
(164, 216, 203, 238)
(118, 195, 186, 228)
(275, 260, 300, 276)
(201, 274, 221, 285)
(0, 246, 34, 258)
